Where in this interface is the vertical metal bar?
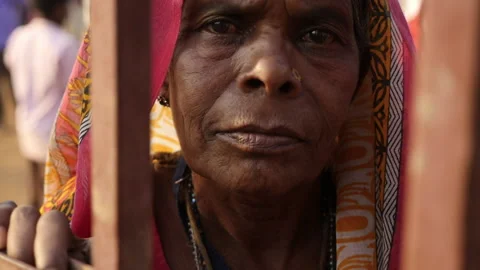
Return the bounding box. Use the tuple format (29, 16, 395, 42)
(465, 30, 480, 269)
(402, 0, 480, 269)
(90, 0, 152, 269)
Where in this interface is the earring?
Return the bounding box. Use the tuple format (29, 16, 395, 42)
(158, 95, 170, 107)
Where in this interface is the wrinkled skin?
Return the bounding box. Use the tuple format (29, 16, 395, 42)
(167, 0, 359, 195)
(0, 0, 362, 268)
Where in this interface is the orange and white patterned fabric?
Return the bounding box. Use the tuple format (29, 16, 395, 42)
(41, 0, 414, 269)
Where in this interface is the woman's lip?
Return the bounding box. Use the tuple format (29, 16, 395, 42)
(216, 132, 302, 154)
(216, 125, 304, 141)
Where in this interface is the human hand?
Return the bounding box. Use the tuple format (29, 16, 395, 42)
(0, 201, 89, 269)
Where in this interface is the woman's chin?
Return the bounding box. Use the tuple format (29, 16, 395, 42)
(197, 157, 320, 194)
(187, 141, 325, 194)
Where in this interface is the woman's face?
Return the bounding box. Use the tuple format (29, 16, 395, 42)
(166, 0, 360, 194)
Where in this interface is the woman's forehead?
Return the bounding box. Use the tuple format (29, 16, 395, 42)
(183, 0, 353, 16)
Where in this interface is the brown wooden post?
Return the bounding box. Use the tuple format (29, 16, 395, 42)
(465, 33, 480, 269)
(402, 0, 480, 269)
(90, 0, 152, 269)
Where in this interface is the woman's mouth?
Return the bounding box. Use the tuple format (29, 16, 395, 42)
(215, 125, 304, 154)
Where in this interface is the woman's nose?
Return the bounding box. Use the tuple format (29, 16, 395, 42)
(238, 56, 302, 98)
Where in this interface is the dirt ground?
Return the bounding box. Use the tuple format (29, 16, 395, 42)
(0, 128, 29, 205)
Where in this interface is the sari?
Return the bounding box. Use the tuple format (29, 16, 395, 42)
(40, 0, 414, 269)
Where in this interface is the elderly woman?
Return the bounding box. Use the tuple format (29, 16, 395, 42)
(0, 0, 414, 269)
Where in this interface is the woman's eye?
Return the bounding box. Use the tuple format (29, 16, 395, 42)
(204, 20, 238, 34)
(302, 29, 336, 45)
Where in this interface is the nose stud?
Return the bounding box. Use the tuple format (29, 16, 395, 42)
(292, 68, 302, 82)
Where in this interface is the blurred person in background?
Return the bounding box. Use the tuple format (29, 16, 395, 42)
(64, 0, 89, 40)
(3, 0, 78, 209)
(0, 0, 29, 130)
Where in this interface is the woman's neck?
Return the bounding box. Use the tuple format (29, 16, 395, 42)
(192, 173, 326, 269)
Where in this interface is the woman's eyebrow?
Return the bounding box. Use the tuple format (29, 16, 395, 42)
(192, 0, 266, 17)
(291, 6, 352, 29)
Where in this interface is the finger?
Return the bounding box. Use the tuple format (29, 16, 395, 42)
(0, 201, 18, 208)
(34, 210, 71, 270)
(0, 201, 17, 250)
(7, 206, 40, 265)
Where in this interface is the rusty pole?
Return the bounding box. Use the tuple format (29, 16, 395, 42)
(402, 0, 480, 269)
(91, 0, 152, 269)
